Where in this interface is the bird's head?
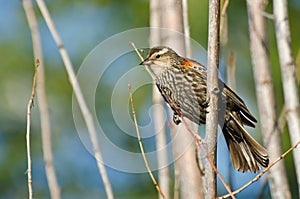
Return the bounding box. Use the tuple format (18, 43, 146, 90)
(140, 46, 180, 70)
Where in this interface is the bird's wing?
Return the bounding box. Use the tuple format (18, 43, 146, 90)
(183, 58, 257, 126)
(223, 84, 257, 126)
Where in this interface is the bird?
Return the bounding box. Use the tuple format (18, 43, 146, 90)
(140, 46, 269, 173)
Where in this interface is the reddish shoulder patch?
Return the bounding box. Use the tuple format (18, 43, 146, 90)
(182, 61, 193, 69)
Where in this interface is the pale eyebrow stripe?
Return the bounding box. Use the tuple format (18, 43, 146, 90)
(158, 48, 169, 55)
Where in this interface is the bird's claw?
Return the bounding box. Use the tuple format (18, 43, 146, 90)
(173, 112, 182, 125)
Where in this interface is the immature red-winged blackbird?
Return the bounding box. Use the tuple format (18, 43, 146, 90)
(140, 46, 269, 173)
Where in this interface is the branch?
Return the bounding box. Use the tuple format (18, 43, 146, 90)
(274, 0, 300, 194)
(296, 49, 300, 84)
(159, 1, 204, 198)
(180, 117, 235, 199)
(128, 84, 166, 199)
(278, 106, 286, 133)
(220, 0, 229, 46)
(35, 1, 114, 198)
(227, 52, 236, 91)
(219, 139, 300, 199)
(23, 1, 61, 198)
(26, 60, 39, 199)
(246, 0, 291, 197)
(173, 167, 180, 199)
(182, 0, 191, 57)
(205, 0, 220, 198)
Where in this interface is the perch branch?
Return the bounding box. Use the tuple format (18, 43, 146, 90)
(205, 0, 221, 198)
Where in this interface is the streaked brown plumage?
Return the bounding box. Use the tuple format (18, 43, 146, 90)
(141, 46, 269, 173)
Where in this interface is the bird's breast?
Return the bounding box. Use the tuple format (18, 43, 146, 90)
(155, 68, 208, 124)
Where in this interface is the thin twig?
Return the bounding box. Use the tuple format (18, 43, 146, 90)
(221, 0, 229, 19)
(131, 41, 168, 199)
(128, 84, 167, 199)
(220, 0, 229, 30)
(261, 11, 274, 20)
(219, 139, 300, 199)
(26, 59, 39, 199)
(35, 1, 114, 198)
(278, 105, 286, 133)
(220, 0, 229, 44)
(131, 42, 144, 61)
(180, 117, 235, 199)
(227, 52, 236, 91)
(131, 42, 155, 79)
(23, 1, 61, 198)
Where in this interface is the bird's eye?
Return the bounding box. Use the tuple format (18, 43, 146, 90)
(155, 54, 161, 59)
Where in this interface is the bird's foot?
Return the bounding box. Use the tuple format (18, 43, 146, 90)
(173, 112, 182, 125)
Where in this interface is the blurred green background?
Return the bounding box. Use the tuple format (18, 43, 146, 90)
(0, 0, 300, 198)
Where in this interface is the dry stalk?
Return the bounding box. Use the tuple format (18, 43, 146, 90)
(23, 1, 61, 198)
(128, 84, 166, 199)
(35, 1, 114, 198)
(205, 0, 221, 198)
(274, 1, 300, 192)
(26, 60, 39, 199)
(247, 0, 291, 197)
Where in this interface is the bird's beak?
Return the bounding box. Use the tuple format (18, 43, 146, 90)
(140, 59, 152, 65)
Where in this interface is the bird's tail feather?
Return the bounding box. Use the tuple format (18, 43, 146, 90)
(222, 113, 269, 173)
